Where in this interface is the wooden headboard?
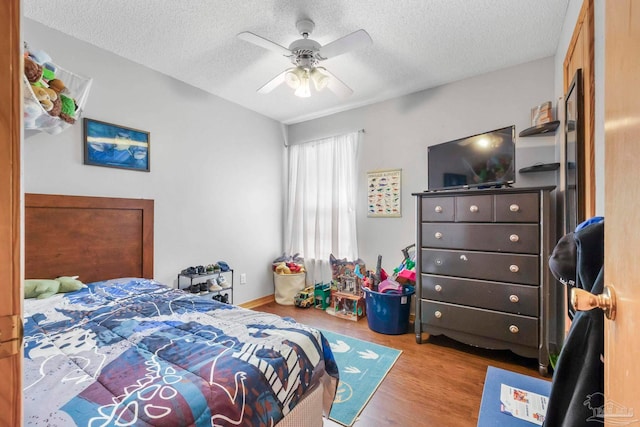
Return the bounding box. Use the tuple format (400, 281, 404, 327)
(25, 194, 154, 283)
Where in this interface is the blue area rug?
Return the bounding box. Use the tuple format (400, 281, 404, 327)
(321, 329, 402, 426)
(478, 366, 551, 427)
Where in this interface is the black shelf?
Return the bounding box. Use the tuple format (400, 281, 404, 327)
(519, 162, 560, 173)
(178, 269, 234, 303)
(519, 121, 560, 137)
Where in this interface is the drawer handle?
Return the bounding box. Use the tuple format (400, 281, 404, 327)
(509, 264, 519, 273)
(434, 285, 442, 292)
(434, 311, 442, 319)
(469, 205, 479, 213)
(509, 234, 519, 242)
(509, 294, 519, 303)
(509, 325, 519, 334)
(435, 258, 443, 266)
(510, 204, 520, 212)
(460, 254, 468, 261)
(434, 232, 443, 239)
(435, 205, 443, 213)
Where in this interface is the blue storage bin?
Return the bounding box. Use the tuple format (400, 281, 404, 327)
(363, 286, 415, 335)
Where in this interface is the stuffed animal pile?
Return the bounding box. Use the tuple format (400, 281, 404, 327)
(272, 253, 305, 275)
(23, 48, 80, 125)
(273, 261, 305, 274)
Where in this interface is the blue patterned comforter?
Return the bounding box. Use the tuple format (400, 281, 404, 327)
(23, 278, 338, 426)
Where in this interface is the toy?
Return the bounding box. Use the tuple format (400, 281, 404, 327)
(48, 78, 66, 93)
(314, 283, 331, 309)
(24, 57, 43, 83)
(24, 276, 85, 299)
(23, 46, 82, 125)
(58, 94, 77, 123)
(294, 286, 315, 308)
(31, 86, 54, 112)
(327, 291, 366, 321)
(378, 278, 402, 294)
(28, 49, 52, 66)
(329, 254, 366, 295)
(273, 261, 305, 275)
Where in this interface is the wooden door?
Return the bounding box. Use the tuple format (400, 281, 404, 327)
(604, 0, 640, 425)
(564, 0, 595, 221)
(0, 0, 23, 426)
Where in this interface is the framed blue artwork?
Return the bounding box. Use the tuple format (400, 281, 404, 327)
(83, 118, 150, 172)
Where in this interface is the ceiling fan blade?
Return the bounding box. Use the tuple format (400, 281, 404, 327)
(237, 31, 292, 57)
(257, 70, 288, 94)
(319, 29, 372, 60)
(323, 69, 353, 98)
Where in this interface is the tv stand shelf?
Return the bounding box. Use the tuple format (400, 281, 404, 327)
(518, 162, 560, 174)
(518, 121, 560, 137)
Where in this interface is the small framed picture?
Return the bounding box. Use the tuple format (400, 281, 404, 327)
(367, 168, 401, 217)
(83, 118, 150, 172)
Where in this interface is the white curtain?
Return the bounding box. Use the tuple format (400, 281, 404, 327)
(285, 131, 360, 285)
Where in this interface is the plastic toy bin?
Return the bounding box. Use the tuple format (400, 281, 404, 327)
(363, 286, 415, 335)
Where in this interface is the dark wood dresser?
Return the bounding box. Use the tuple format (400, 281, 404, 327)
(413, 186, 559, 375)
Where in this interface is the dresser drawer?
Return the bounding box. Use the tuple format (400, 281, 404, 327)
(455, 195, 493, 222)
(421, 274, 539, 316)
(421, 223, 539, 254)
(421, 300, 538, 347)
(421, 197, 455, 222)
(421, 249, 539, 285)
(495, 193, 539, 223)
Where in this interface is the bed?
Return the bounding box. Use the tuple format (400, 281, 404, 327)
(23, 194, 338, 427)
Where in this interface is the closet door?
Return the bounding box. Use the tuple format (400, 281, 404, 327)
(0, 0, 22, 425)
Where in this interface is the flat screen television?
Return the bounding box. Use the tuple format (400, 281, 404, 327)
(427, 125, 516, 191)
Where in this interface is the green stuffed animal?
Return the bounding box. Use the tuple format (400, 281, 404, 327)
(24, 276, 85, 299)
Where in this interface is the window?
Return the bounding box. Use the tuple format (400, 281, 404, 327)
(284, 131, 360, 284)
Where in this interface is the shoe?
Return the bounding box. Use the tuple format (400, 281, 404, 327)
(220, 293, 229, 304)
(218, 276, 231, 289)
(182, 267, 197, 275)
(190, 283, 200, 294)
(207, 279, 222, 292)
(199, 282, 209, 295)
(205, 264, 215, 273)
(195, 265, 206, 274)
(217, 261, 230, 272)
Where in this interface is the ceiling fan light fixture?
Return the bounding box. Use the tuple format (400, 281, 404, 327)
(294, 74, 311, 97)
(238, 20, 368, 99)
(284, 68, 303, 89)
(310, 67, 330, 91)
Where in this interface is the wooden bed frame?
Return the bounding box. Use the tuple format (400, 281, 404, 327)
(23, 193, 326, 426)
(25, 193, 154, 283)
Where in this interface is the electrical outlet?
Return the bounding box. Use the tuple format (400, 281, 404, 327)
(240, 273, 247, 284)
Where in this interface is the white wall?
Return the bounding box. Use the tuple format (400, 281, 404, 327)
(23, 19, 285, 303)
(287, 57, 557, 271)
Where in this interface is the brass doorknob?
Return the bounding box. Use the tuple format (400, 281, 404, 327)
(571, 286, 617, 320)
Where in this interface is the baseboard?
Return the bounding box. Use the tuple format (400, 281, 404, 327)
(239, 294, 275, 309)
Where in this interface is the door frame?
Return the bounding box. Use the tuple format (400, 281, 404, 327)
(563, 0, 595, 222)
(0, 0, 23, 425)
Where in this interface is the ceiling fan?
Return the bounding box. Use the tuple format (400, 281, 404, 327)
(237, 19, 372, 98)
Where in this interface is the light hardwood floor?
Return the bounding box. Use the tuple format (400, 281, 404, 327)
(255, 301, 547, 427)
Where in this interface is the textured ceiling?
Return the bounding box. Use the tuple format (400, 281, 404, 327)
(23, 0, 570, 125)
